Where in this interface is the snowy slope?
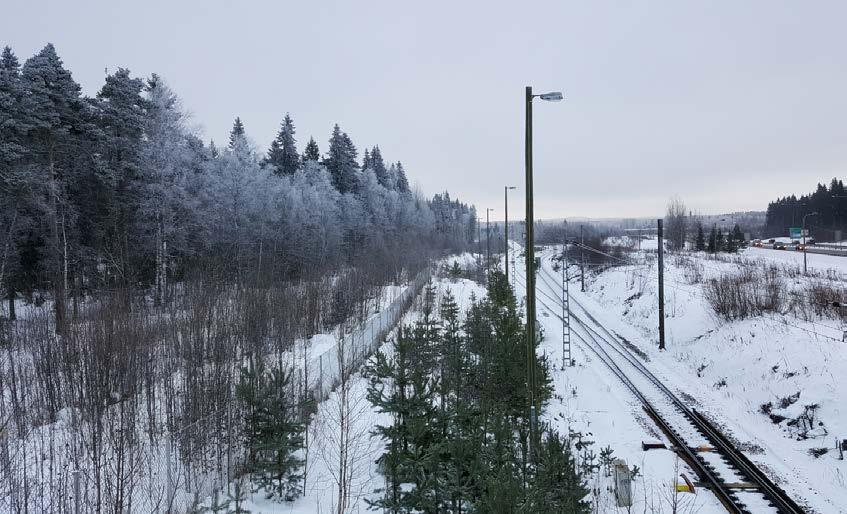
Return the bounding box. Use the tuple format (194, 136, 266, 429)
(521, 240, 847, 513)
(212, 276, 489, 514)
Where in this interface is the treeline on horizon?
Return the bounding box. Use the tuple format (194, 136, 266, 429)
(0, 43, 477, 320)
(765, 177, 846, 238)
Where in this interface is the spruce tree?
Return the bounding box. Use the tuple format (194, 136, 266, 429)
(302, 136, 320, 162)
(395, 161, 410, 194)
(716, 227, 725, 252)
(229, 117, 246, 148)
(362, 147, 371, 171)
(695, 222, 706, 251)
(707, 225, 718, 253)
(367, 326, 415, 512)
(370, 145, 390, 188)
(323, 124, 359, 193)
(264, 114, 298, 176)
(731, 223, 744, 249)
(237, 364, 305, 501)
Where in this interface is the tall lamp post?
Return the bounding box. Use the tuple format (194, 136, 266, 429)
(486, 208, 495, 277)
(803, 212, 818, 275)
(525, 86, 563, 443)
(504, 186, 516, 285)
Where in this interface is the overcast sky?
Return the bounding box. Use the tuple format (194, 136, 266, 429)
(2, 0, 845, 220)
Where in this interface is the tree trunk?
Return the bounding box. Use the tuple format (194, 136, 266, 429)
(48, 141, 66, 331)
(7, 287, 15, 321)
(0, 209, 17, 299)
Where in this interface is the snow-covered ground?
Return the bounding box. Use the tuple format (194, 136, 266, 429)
(217, 275, 488, 514)
(509, 239, 847, 513)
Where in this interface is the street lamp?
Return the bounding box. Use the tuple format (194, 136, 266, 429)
(803, 212, 818, 274)
(505, 186, 517, 285)
(486, 208, 495, 277)
(525, 86, 564, 443)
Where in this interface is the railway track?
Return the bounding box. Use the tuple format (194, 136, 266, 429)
(513, 250, 806, 514)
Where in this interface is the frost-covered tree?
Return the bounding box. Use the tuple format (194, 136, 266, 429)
(138, 75, 195, 304)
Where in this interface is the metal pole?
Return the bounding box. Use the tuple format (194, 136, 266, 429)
(477, 217, 482, 274)
(580, 224, 585, 292)
(505, 187, 509, 285)
(486, 208, 491, 278)
(524, 86, 537, 444)
(658, 218, 666, 350)
(802, 213, 810, 275)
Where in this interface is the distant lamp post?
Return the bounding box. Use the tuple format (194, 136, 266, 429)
(486, 208, 495, 277)
(504, 186, 517, 285)
(525, 86, 564, 445)
(802, 212, 818, 274)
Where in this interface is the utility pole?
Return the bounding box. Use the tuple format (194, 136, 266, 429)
(524, 85, 563, 452)
(525, 85, 538, 443)
(505, 186, 516, 285)
(580, 224, 585, 292)
(802, 212, 818, 275)
(657, 218, 666, 350)
(477, 217, 483, 277)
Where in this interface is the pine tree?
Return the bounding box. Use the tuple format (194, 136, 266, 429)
(93, 68, 147, 281)
(237, 364, 305, 501)
(229, 117, 246, 148)
(209, 139, 220, 158)
(695, 222, 706, 251)
(264, 114, 298, 176)
(18, 43, 86, 327)
(716, 227, 725, 252)
(526, 430, 591, 513)
(0, 45, 23, 316)
(366, 327, 414, 512)
(302, 136, 320, 162)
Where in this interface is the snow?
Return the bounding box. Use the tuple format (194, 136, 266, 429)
(205, 274, 488, 514)
(517, 239, 847, 513)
